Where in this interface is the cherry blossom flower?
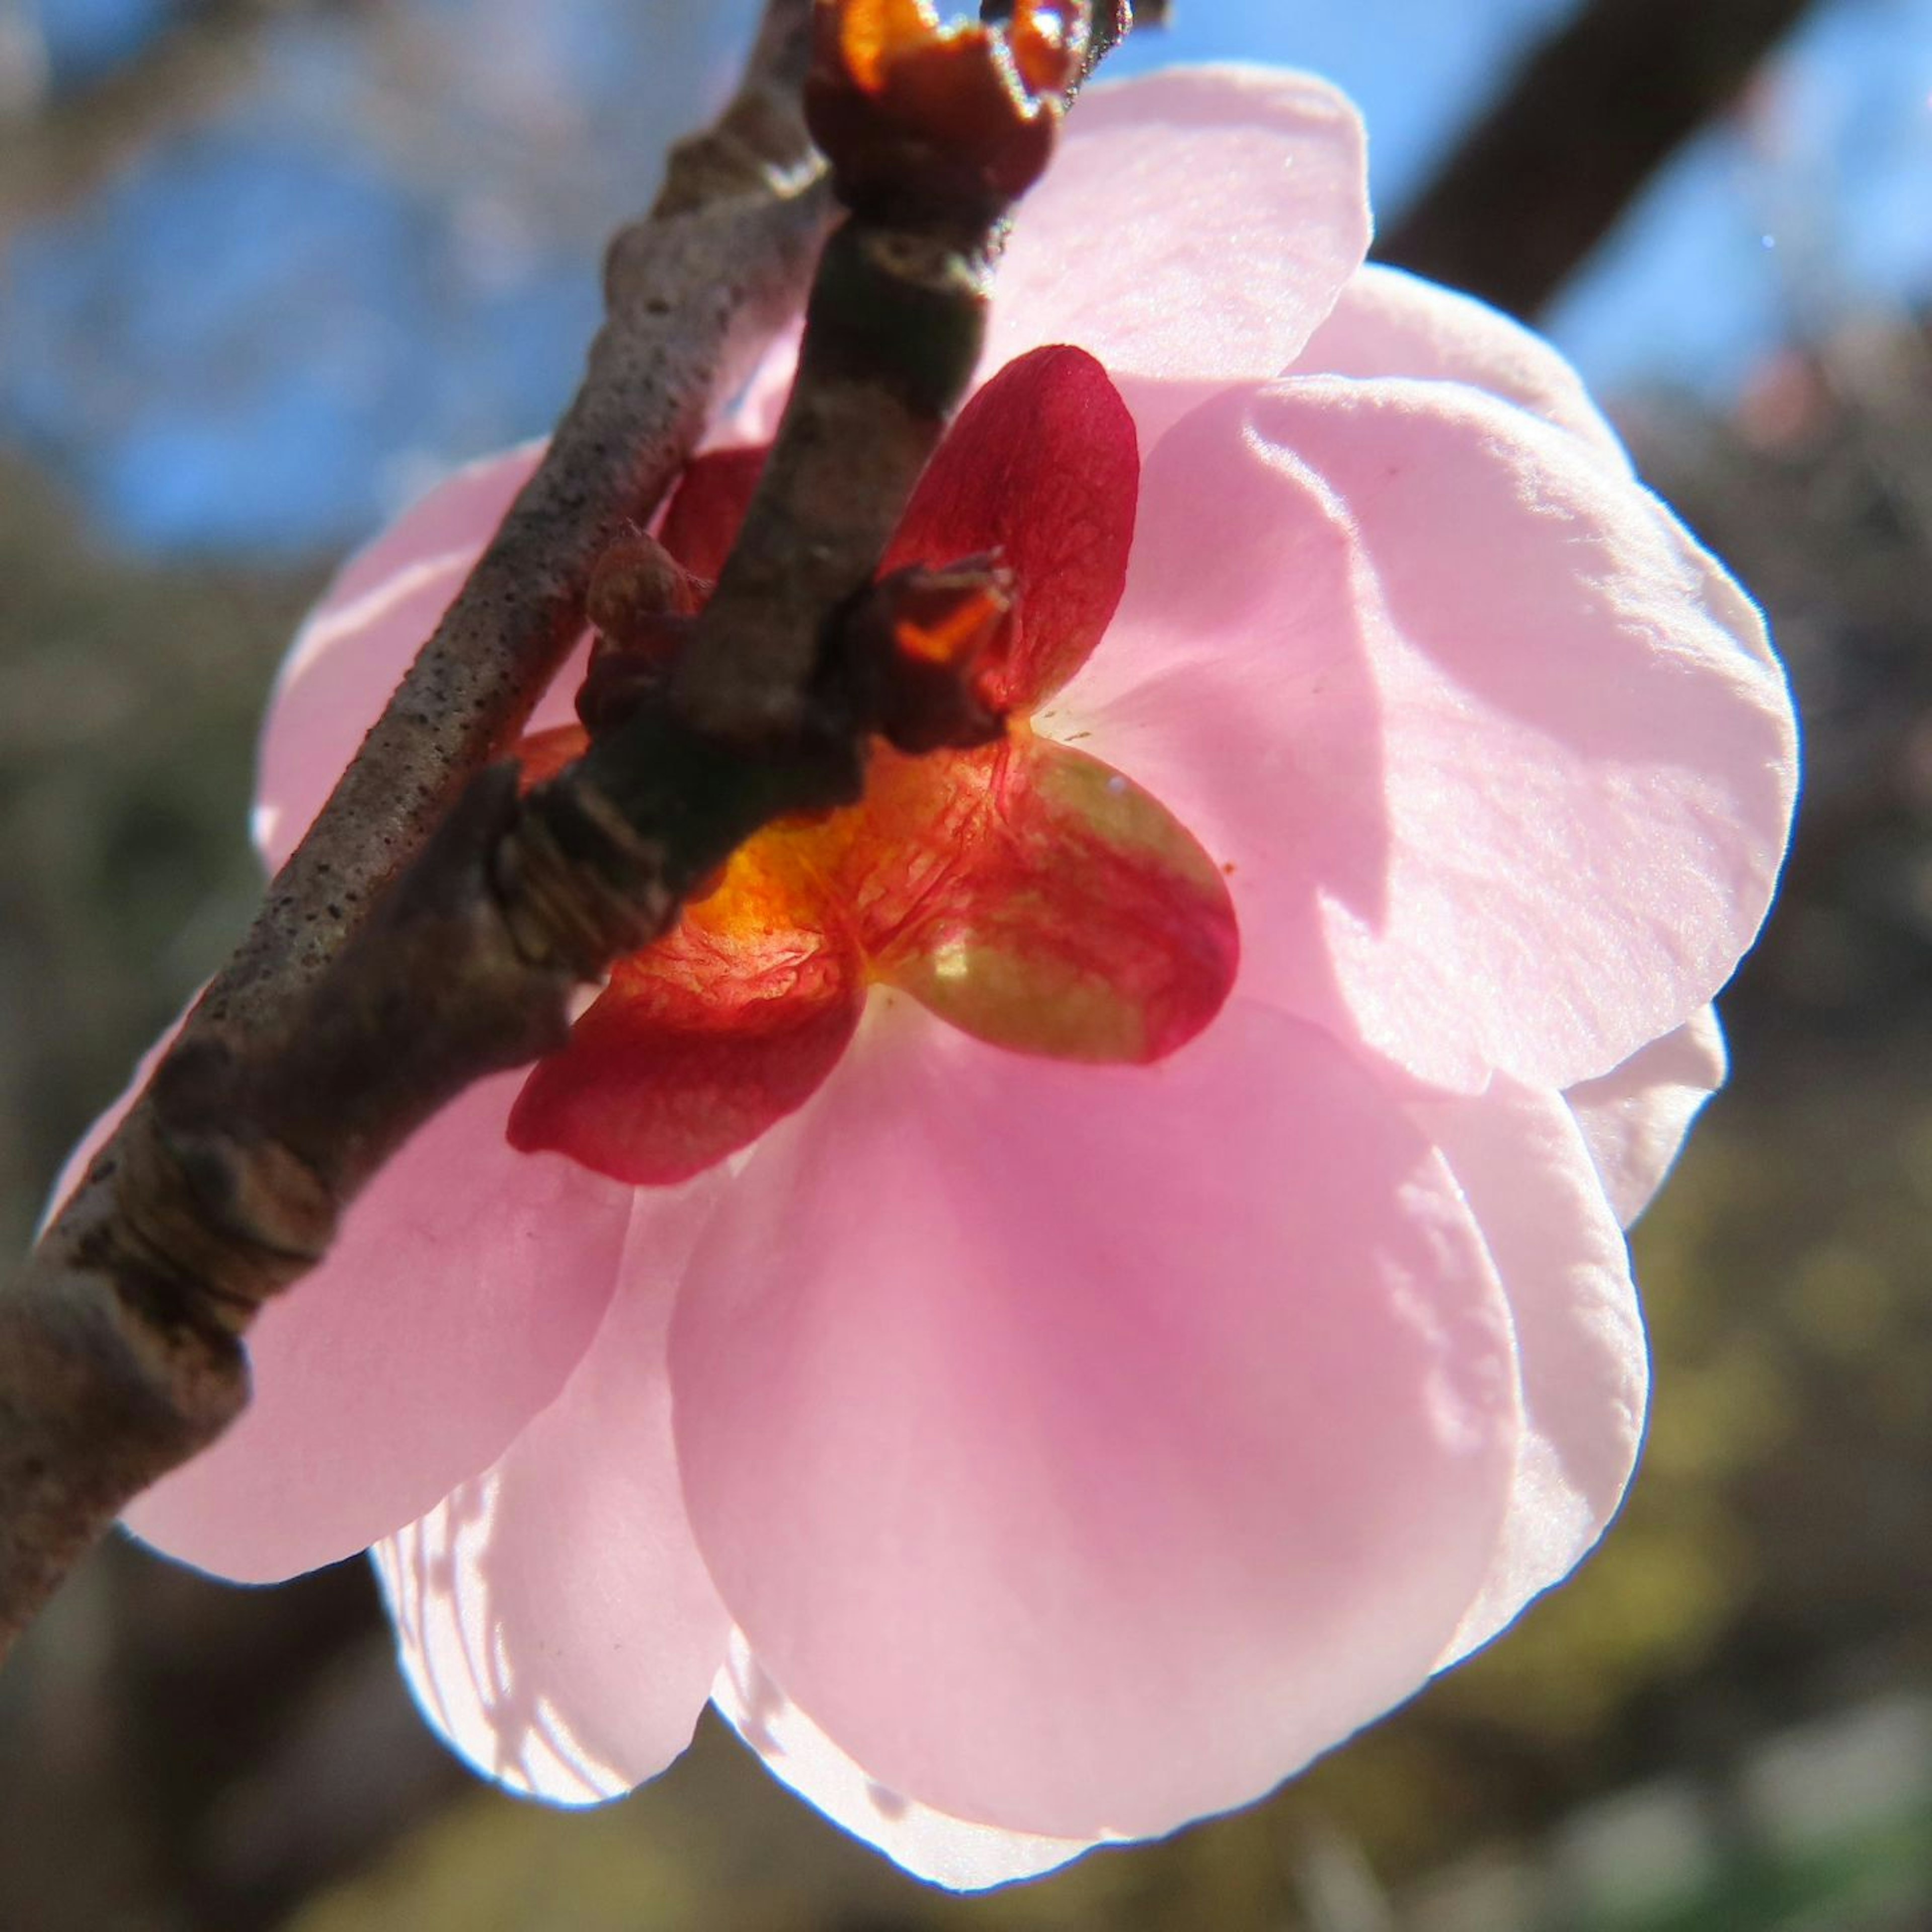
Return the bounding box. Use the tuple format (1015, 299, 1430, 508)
(501, 340, 1235, 1189)
(77, 65, 1796, 1888)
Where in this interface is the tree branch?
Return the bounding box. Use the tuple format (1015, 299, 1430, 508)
(0, 0, 832, 1656)
(1376, 0, 1819, 319)
(1, 0, 1144, 1657)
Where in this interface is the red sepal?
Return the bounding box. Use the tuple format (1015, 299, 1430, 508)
(514, 723, 588, 790)
(883, 345, 1139, 711)
(658, 444, 771, 583)
(842, 733, 1238, 1064)
(507, 858, 863, 1186)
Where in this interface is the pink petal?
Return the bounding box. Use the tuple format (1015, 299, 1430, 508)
(254, 445, 593, 870)
(372, 1180, 732, 1801)
(319, 443, 543, 613)
(1067, 377, 1797, 1091)
(714, 1636, 1099, 1890)
(124, 1074, 629, 1581)
(1565, 1008, 1727, 1226)
(984, 68, 1371, 446)
(1294, 265, 1631, 468)
(715, 321, 800, 450)
(669, 997, 1518, 1838)
(1408, 1079, 1646, 1667)
(727, 69, 1373, 455)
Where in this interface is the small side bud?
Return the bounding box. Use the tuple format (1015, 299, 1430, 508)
(834, 557, 1015, 754)
(586, 531, 706, 638)
(578, 532, 709, 741)
(576, 615, 698, 741)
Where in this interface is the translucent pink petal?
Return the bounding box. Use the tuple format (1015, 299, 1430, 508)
(716, 320, 800, 450)
(371, 1180, 732, 1801)
(1292, 265, 1632, 468)
(714, 1636, 1100, 1890)
(318, 443, 543, 612)
(983, 68, 1370, 447)
(124, 1073, 629, 1580)
(1565, 1008, 1727, 1226)
(1065, 377, 1797, 1091)
(1409, 1080, 1646, 1667)
(253, 445, 592, 870)
(990, 70, 1369, 434)
(730, 70, 1372, 454)
(669, 997, 1518, 1838)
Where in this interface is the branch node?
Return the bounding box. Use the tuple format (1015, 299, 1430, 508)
(94, 1082, 334, 1337)
(498, 768, 681, 980)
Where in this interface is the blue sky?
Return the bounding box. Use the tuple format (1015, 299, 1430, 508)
(6, 0, 1931, 555)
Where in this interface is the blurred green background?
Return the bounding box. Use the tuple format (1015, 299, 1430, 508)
(4, 3, 1930, 1927)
